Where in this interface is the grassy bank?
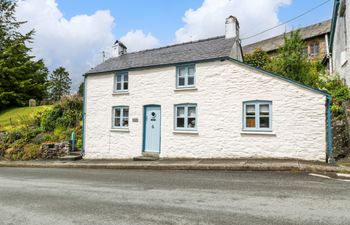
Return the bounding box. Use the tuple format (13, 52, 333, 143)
(0, 95, 82, 160)
(0, 106, 52, 131)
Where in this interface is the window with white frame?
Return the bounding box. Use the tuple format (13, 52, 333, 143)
(243, 101, 272, 131)
(176, 64, 195, 88)
(114, 71, 128, 92)
(175, 104, 197, 130)
(112, 106, 129, 128)
(310, 42, 320, 57)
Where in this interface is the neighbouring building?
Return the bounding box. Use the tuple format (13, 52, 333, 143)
(83, 16, 332, 162)
(328, 0, 350, 84)
(243, 20, 331, 60)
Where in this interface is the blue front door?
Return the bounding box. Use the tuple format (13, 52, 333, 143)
(144, 106, 161, 153)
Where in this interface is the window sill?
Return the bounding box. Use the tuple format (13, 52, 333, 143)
(174, 87, 197, 92)
(240, 131, 275, 136)
(173, 130, 198, 134)
(112, 91, 129, 96)
(110, 128, 130, 132)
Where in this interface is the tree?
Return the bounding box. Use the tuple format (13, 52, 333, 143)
(0, 0, 48, 110)
(78, 82, 84, 97)
(48, 67, 72, 101)
(244, 48, 271, 69)
(264, 31, 321, 87)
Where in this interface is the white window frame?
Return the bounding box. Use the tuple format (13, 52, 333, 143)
(114, 71, 128, 92)
(176, 64, 196, 88)
(112, 106, 129, 129)
(174, 104, 197, 130)
(243, 101, 272, 132)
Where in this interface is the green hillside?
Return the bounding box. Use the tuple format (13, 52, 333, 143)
(0, 106, 52, 131)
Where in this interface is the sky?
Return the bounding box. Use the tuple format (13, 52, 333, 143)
(15, 0, 333, 91)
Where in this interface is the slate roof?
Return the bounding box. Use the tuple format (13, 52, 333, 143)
(243, 20, 331, 55)
(86, 36, 236, 74)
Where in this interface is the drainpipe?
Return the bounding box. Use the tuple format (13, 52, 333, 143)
(327, 95, 333, 163)
(82, 75, 87, 155)
(325, 34, 333, 75)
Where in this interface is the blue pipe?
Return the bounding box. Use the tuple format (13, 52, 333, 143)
(327, 95, 333, 163)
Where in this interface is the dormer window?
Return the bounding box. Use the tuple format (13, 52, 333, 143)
(176, 64, 195, 88)
(114, 71, 128, 92)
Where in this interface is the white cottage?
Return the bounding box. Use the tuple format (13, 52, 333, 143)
(83, 16, 332, 162)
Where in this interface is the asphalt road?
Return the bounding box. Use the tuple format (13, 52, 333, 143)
(0, 168, 349, 225)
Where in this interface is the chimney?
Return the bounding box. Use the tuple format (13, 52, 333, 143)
(111, 40, 127, 57)
(225, 16, 239, 39)
(225, 16, 243, 62)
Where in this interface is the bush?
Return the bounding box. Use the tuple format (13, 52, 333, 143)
(40, 106, 62, 131)
(22, 144, 41, 160)
(318, 74, 350, 116)
(40, 94, 82, 132)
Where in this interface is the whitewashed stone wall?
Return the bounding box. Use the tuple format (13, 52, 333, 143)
(332, 0, 350, 84)
(84, 60, 327, 161)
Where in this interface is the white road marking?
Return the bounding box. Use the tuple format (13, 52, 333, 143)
(335, 179, 350, 182)
(336, 173, 350, 178)
(309, 173, 350, 182)
(309, 173, 331, 179)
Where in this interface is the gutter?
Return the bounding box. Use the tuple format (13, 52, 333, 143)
(327, 95, 333, 163)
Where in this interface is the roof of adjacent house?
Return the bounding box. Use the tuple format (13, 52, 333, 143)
(86, 36, 236, 74)
(243, 20, 331, 55)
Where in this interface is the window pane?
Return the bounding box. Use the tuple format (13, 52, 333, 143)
(115, 108, 121, 117)
(114, 117, 121, 127)
(123, 108, 129, 117)
(122, 118, 128, 127)
(260, 117, 269, 128)
(260, 104, 269, 116)
(246, 117, 255, 128)
(246, 105, 255, 116)
(188, 67, 195, 76)
(179, 68, 186, 77)
(188, 107, 196, 117)
(117, 75, 122, 82)
(123, 82, 128, 90)
(188, 77, 194, 85)
(178, 77, 185, 86)
(177, 107, 185, 117)
(123, 74, 128, 82)
(177, 118, 185, 128)
(188, 118, 196, 128)
(116, 82, 121, 90)
(315, 44, 319, 55)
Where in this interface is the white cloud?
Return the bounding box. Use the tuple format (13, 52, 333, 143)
(16, 0, 116, 90)
(120, 30, 160, 52)
(175, 0, 291, 45)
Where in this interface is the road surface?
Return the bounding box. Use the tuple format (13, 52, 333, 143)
(0, 167, 349, 225)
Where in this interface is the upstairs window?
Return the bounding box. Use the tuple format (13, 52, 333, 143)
(112, 106, 129, 128)
(310, 42, 320, 57)
(114, 71, 128, 92)
(175, 104, 197, 130)
(243, 101, 272, 131)
(176, 64, 195, 88)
